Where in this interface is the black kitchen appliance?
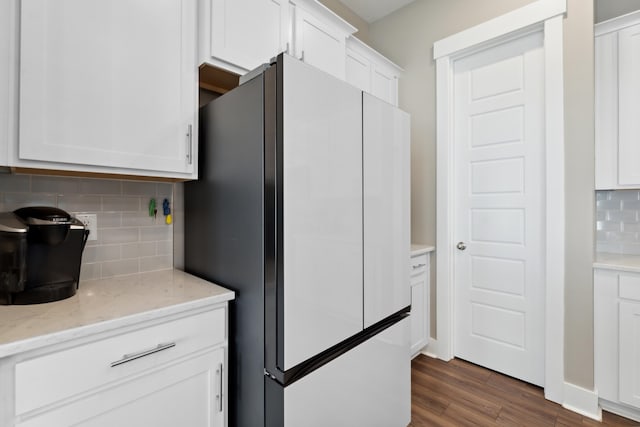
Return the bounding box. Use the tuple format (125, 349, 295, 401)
(0, 206, 89, 304)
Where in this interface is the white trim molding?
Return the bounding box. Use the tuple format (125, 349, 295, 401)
(433, 0, 567, 59)
(563, 382, 602, 421)
(595, 9, 640, 36)
(421, 338, 440, 360)
(600, 399, 640, 423)
(433, 0, 566, 405)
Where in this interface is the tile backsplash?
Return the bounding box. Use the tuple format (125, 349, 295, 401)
(596, 189, 640, 254)
(0, 173, 174, 280)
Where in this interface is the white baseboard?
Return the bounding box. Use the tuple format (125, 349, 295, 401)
(600, 398, 640, 422)
(563, 382, 602, 421)
(421, 338, 447, 360)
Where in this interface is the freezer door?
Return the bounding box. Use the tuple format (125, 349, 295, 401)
(363, 93, 411, 327)
(280, 54, 363, 370)
(283, 317, 411, 427)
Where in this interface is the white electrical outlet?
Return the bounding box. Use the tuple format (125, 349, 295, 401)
(75, 213, 98, 241)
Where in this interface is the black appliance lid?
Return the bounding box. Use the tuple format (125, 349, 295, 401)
(14, 206, 73, 225)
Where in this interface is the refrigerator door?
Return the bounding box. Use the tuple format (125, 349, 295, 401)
(282, 317, 411, 427)
(280, 55, 364, 369)
(363, 93, 411, 327)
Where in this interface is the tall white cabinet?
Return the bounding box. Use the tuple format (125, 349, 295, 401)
(596, 11, 640, 189)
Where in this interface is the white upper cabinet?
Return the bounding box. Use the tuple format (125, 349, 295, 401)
(16, 0, 198, 179)
(291, 0, 356, 81)
(596, 12, 640, 189)
(200, 0, 290, 74)
(0, 0, 15, 167)
(346, 37, 402, 106)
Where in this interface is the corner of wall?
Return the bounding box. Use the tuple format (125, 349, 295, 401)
(563, 382, 602, 421)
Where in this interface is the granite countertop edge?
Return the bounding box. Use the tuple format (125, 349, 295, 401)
(411, 244, 435, 256)
(0, 269, 234, 358)
(593, 252, 640, 273)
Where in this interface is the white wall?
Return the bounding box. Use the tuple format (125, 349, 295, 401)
(595, 0, 640, 23)
(563, 0, 594, 389)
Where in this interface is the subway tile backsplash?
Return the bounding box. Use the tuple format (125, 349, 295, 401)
(596, 189, 640, 254)
(0, 173, 174, 280)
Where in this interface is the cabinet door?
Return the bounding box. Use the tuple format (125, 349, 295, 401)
(0, 0, 14, 166)
(209, 0, 289, 72)
(363, 93, 410, 328)
(345, 47, 371, 93)
(595, 32, 618, 190)
(16, 349, 226, 427)
(410, 274, 426, 357)
(618, 23, 640, 186)
(620, 301, 640, 408)
(371, 65, 399, 106)
(294, 7, 347, 80)
(19, 0, 197, 176)
(594, 269, 621, 402)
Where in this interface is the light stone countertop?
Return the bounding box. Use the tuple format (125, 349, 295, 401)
(0, 269, 234, 358)
(411, 244, 435, 257)
(593, 252, 640, 273)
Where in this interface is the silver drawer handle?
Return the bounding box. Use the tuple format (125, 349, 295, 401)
(412, 263, 426, 269)
(110, 342, 176, 368)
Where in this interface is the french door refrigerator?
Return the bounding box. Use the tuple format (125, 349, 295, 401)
(184, 53, 411, 427)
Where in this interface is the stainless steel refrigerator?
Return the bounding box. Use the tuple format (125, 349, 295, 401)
(184, 53, 411, 427)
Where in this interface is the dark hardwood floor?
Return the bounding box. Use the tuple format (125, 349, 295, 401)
(410, 354, 638, 426)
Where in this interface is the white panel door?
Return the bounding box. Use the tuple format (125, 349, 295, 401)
(19, 0, 197, 174)
(284, 318, 410, 427)
(282, 55, 363, 369)
(210, 0, 288, 71)
(453, 31, 545, 386)
(618, 23, 640, 186)
(619, 301, 640, 408)
(363, 93, 410, 328)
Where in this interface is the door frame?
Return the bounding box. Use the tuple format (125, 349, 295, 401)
(433, 0, 566, 403)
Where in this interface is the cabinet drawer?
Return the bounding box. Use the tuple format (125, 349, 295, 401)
(15, 307, 225, 415)
(620, 273, 640, 302)
(410, 253, 428, 276)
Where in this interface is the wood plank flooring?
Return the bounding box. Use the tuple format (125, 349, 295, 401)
(410, 354, 638, 426)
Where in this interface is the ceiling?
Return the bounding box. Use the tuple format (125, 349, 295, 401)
(338, 0, 416, 23)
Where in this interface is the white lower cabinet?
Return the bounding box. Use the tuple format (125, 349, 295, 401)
(595, 268, 640, 421)
(6, 306, 228, 427)
(620, 300, 640, 408)
(410, 251, 430, 357)
(17, 349, 224, 427)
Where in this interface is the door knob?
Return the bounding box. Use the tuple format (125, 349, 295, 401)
(456, 242, 466, 251)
